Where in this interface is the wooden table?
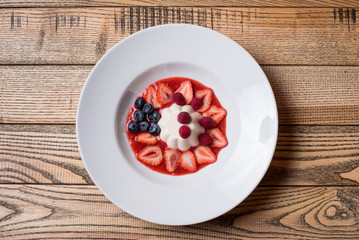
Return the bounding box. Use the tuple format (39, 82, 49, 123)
(1, 1, 359, 239)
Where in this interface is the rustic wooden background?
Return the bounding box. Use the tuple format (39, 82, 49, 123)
(1, 0, 359, 239)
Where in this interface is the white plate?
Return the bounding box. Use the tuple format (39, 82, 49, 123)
(77, 24, 278, 225)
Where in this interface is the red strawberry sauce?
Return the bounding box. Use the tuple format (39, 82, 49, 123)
(126, 77, 226, 175)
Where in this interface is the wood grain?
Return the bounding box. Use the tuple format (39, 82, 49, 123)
(0, 185, 358, 239)
(1, 7, 359, 65)
(0, 65, 89, 124)
(1, 124, 359, 185)
(2, 0, 359, 8)
(1, 65, 358, 124)
(0, 124, 91, 184)
(263, 125, 359, 185)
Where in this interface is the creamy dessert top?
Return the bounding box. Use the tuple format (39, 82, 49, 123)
(158, 104, 204, 151)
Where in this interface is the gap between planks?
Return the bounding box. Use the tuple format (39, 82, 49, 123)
(1, 0, 359, 8)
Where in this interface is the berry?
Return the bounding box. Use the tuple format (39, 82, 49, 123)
(164, 148, 180, 173)
(138, 145, 163, 166)
(135, 97, 145, 109)
(136, 132, 158, 145)
(139, 121, 150, 131)
(128, 121, 140, 133)
(194, 146, 216, 164)
(172, 92, 186, 106)
(199, 133, 212, 146)
(148, 111, 160, 123)
(195, 89, 212, 113)
(133, 110, 145, 122)
(207, 128, 228, 148)
(177, 112, 191, 124)
(175, 80, 193, 104)
(199, 117, 213, 129)
(157, 83, 174, 105)
(203, 106, 227, 126)
(149, 124, 161, 135)
(191, 97, 203, 111)
(179, 126, 191, 139)
(143, 103, 153, 114)
(179, 151, 197, 171)
(145, 85, 161, 108)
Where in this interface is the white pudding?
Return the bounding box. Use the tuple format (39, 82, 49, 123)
(158, 104, 204, 151)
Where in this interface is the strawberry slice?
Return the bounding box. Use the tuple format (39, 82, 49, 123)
(145, 85, 161, 108)
(179, 151, 197, 171)
(194, 146, 216, 164)
(138, 145, 163, 166)
(203, 105, 227, 126)
(136, 132, 158, 145)
(164, 148, 180, 173)
(207, 128, 227, 148)
(175, 80, 193, 104)
(195, 89, 212, 113)
(157, 83, 174, 105)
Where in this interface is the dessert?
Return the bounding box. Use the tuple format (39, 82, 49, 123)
(126, 77, 227, 175)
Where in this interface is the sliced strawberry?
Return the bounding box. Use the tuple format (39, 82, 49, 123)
(175, 80, 193, 104)
(179, 151, 197, 172)
(145, 85, 161, 108)
(195, 89, 212, 113)
(164, 148, 181, 173)
(194, 146, 216, 164)
(136, 132, 158, 145)
(138, 145, 163, 166)
(203, 105, 227, 126)
(157, 83, 174, 105)
(207, 128, 227, 148)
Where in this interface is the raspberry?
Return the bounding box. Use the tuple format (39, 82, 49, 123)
(199, 117, 213, 129)
(179, 126, 191, 139)
(199, 133, 212, 146)
(177, 112, 191, 124)
(172, 92, 186, 106)
(191, 97, 203, 111)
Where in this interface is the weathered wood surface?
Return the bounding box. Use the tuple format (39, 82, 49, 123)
(0, 124, 91, 184)
(1, 124, 359, 185)
(1, 65, 358, 124)
(2, 0, 359, 7)
(0, 7, 358, 65)
(0, 185, 358, 239)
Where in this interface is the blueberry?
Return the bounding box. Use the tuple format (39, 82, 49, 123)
(143, 103, 153, 114)
(149, 124, 161, 136)
(135, 97, 145, 109)
(133, 110, 145, 122)
(148, 111, 160, 123)
(128, 121, 140, 133)
(139, 121, 150, 131)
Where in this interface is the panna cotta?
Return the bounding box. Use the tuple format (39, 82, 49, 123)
(158, 104, 204, 151)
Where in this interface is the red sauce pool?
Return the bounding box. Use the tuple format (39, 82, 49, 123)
(126, 77, 227, 175)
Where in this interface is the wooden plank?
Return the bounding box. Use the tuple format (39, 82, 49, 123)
(263, 125, 359, 185)
(0, 65, 89, 124)
(0, 185, 358, 238)
(0, 7, 358, 65)
(1, 65, 359, 124)
(1, 124, 359, 185)
(2, 0, 359, 8)
(262, 66, 359, 125)
(0, 124, 91, 184)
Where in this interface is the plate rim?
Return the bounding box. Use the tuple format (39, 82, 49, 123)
(76, 23, 278, 225)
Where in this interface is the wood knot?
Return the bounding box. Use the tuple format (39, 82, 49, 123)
(325, 206, 336, 217)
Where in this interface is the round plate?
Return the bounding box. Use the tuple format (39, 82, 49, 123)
(77, 24, 278, 225)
